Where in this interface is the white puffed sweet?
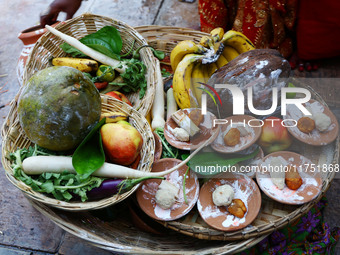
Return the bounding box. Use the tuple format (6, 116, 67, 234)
(172, 127, 190, 142)
(313, 112, 331, 132)
(212, 184, 234, 206)
(269, 157, 285, 190)
(155, 180, 179, 210)
(233, 123, 250, 137)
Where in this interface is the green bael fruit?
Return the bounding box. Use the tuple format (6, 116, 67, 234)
(18, 66, 101, 151)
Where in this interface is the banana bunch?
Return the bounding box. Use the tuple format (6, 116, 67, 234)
(171, 28, 255, 109)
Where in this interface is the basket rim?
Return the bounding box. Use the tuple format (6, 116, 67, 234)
(27, 197, 269, 255)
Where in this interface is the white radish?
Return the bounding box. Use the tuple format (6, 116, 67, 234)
(23, 156, 162, 178)
(151, 58, 165, 129)
(22, 128, 217, 178)
(45, 25, 126, 73)
(166, 87, 178, 120)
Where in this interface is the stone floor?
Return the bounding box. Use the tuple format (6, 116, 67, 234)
(0, 0, 339, 254)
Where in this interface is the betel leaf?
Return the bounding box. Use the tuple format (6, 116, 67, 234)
(72, 118, 106, 179)
(189, 148, 259, 177)
(60, 26, 123, 60)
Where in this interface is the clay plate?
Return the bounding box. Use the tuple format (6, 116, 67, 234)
(164, 108, 220, 150)
(256, 151, 322, 205)
(197, 172, 261, 232)
(136, 158, 199, 221)
(153, 131, 163, 162)
(211, 115, 262, 154)
(284, 99, 339, 146)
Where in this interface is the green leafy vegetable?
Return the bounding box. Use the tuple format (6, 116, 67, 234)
(59, 25, 148, 99)
(189, 148, 260, 177)
(161, 68, 172, 78)
(10, 145, 103, 202)
(72, 118, 106, 179)
(112, 58, 147, 99)
(154, 127, 182, 159)
(61, 26, 123, 60)
(151, 48, 165, 60)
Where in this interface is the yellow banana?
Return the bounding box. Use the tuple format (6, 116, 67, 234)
(145, 110, 152, 126)
(216, 54, 229, 69)
(210, 27, 225, 42)
(221, 30, 255, 54)
(172, 54, 202, 109)
(100, 111, 129, 123)
(206, 62, 218, 77)
(52, 57, 98, 73)
(191, 63, 208, 106)
(170, 40, 206, 72)
(222, 45, 240, 62)
(199, 36, 214, 49)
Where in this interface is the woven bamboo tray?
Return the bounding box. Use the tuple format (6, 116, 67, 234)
(23, 13, 157, 116)
(134, 26, 339, 241)
(28, 198, 268, 254)
(1, 95, 155, 211)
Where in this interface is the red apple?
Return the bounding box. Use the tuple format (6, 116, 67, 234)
(258, 116, 292, 154)
(100, 121, 143, 166)
(106, 91, 132, 106)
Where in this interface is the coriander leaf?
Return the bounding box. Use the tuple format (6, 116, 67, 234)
(62, 191, 73, 201)
(43, 172, 53, 180)
(41, 181, 54, 193)
(52, 190, 64, 201)
(161, 68, 172, 78)
(112, 58, 147, 99)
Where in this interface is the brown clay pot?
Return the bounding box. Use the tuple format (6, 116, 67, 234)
(16, 22, 60, 85)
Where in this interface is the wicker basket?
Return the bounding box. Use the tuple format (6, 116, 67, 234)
(28, 198, 268, 254)
(23, 13, 157, 116)
(1, 95, 155, 211)
(134, 26, 339, 241)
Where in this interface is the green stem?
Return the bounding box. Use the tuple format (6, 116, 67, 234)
(53, 178, 95, 190)
(20, 170, 43, 186)
(155, 128, 178, 159)
(132, 45, 152, 59)
(119, 176, 165, 194)
(121, 40, 136, 58)
(132, 45, 165, 60)
(160, 136, 178, 159)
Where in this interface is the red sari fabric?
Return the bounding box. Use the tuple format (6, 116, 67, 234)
(198, 0, 298, 58)
(296, 0, 340, 60)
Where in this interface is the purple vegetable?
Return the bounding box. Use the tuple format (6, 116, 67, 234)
(87, 176, 164, 200)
